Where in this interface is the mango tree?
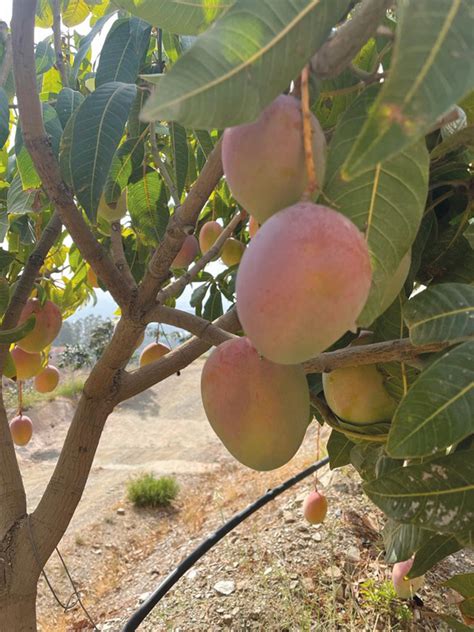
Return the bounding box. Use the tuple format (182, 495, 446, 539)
(0, 0, 472, 629)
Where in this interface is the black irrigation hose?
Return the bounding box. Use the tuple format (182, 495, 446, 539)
(122, 456, 330, 631)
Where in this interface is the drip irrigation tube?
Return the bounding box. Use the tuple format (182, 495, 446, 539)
(122, 456, 330, 630)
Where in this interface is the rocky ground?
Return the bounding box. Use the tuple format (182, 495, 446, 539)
(12, 359, 472, 631)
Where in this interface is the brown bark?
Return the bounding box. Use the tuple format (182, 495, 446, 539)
(0, 592, 37, 632)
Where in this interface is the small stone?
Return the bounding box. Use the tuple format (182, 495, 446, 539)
(312, 533, 322, 542)
(222, 614, 233, 625)
(137, 592, 151, 604)
(346, 546, 361, 564)
(93, 548, 102, 555)
(283, 511, 296, 524)
(325, 566, 342, 581)
(263, 567, 272, 576)
(186, 568, 198, 581)
(214, 580, 235, 596)
(116, 508, 125, 515)
(289, 580, 299, 590)
(232, 607, 240, 616)
(217, 607, 225, 614)
(301, 577, 315, 591)
(250, 609, 262, 620)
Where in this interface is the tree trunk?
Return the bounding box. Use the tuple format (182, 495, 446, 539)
(0, 591, 37, 632)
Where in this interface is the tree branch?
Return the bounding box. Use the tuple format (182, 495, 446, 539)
(145, 304, 237, 345)
(311, 0, 393, 80)
(11, 0, 133, 311)
(149, 122, 180, 205)
(138, 139, 223, 307)
(119, 308, 240, 402)
(110, 221, 136, 289)
(156, 210, 244, 304)
(0, 22, 12, 88)
(51, 0, 68, 87)
(303, 338, 451, 374)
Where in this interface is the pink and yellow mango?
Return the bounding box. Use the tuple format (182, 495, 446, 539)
(201, 337, 310, 471)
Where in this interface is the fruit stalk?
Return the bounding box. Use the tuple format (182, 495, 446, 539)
(300, 65, 317, 198)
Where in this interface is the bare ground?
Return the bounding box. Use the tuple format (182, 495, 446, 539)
(11, 359, 473, 631)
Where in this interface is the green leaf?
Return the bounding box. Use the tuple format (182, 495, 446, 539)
(431, 125, 474, 160)
(96, 18, 151, 88)
(170, 122, 188, 199)
(324, 86, 429, 327)
(36, 0, 53, 28)
(203, 284, 223, 321)
(326, 429, 354, 469)
(409, 533, 462, 577)
(382, 519, 426, 564)
(364, 449, 474, 536)
(194, 129, 214, 158)
(104, 136, 145, 203)
(444, 573, 474, 601)
(387, 341, 474, 458)
(404, 283, 474, 345)
(0, 249, 15, 271)
(0, 316, 36, 344)
(141, 0, 351, 128)
(6, 176, 37, 215)
(342, 0, 474, 179)
(35, 37, 55, 74)
(128, 169, 169, 245)
(350, 443, 383, 482)
(55, 87, 85, 128)
(62, 0, 90, 27)
(0, 88, 9, 150)
(62, 81, 137, 220)
(113, 0, 231, 35)
(0, 278, 9, 316)
(190, 282, 208, 309)
(70, 12, 117, 83)
(16, 103, 63, 190)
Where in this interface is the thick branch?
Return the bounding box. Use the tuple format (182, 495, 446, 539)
(156, 210, 244, 304)
(146, 305, 236, 346)
(311, 0, 393, 80)
(119, 309, 241, 402)
(0, 23, 12, 88)
(139, 139, 223, 307)
(11, 0, 132, 310)
(110, 221, 136, 289)
(303, 338, 451, 374)
(149, 122, 180, 205)
(51, 0, 68, 86)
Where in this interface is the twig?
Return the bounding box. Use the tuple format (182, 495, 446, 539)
(139, 139, 223, 307)
(149, 122, 180, 205)
(0, 22, 12, 88)
(300, 65, 317, 199)
(156, 210, 244, 304)
(51, 0, 68, 87)
(311, 0, 393, 80)
(145, 305, 237, 346)
(110, 221, 136, 289)
(118, 309, 241, 402)
(11, 1, 133, 311)
(303, 338, 451, 374)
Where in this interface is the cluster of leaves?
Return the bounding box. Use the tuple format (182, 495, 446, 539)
(126, 472, 179, 508)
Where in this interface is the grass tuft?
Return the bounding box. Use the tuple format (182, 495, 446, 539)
(127, 473, 179, 508)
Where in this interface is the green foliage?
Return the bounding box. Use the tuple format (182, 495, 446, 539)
(140, 0, 351, 128)
(359, 578, 412, 626)
(127, 473, 179, 508)
(343, 0, 474, 178)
